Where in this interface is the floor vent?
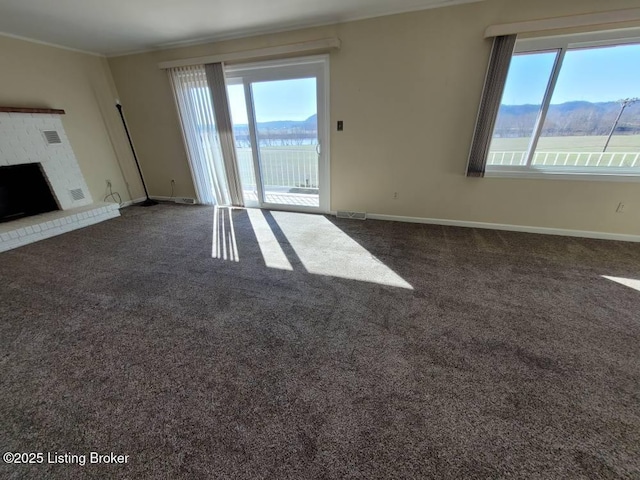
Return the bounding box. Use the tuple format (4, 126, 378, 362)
(175, 197, 196, 205)
(43, 130, 62, 145)
(70, 188, 85, 201)
(336, 210, 367, 220)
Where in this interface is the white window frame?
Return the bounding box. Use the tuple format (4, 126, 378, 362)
(486, 27, 640, 182)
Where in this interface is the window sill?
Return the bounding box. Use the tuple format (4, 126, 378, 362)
(485, 168, 640, 183)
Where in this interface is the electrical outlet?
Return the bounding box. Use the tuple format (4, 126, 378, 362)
(616, 202, 626, 213)
(393, 192, 399, 200)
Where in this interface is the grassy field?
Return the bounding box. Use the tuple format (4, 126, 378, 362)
(489, 135, 640, 167)
(490, 135, 640, 153)
(234, 136, 640, 182)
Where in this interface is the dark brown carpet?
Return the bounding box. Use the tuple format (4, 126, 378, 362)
(1, 204, 639, 479)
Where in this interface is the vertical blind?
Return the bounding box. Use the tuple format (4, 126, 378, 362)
(467, 34, 517, 177)
(205, 63, 245, 207)
(168, 65, 232, 205)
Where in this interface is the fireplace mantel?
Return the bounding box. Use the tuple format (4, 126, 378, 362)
(0, 106, 65, 115)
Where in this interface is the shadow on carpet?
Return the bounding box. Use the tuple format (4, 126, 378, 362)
(1, 204, 639, 479)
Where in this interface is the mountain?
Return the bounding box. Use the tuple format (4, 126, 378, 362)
(303, 114, 317, 127)
(495, 101, 640, 137)
(233, 114, 317, 132)
(230, 114, 319, 147)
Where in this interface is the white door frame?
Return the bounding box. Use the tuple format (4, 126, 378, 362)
(225, 55, 331, 214)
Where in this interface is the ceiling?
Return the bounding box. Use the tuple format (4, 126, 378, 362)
(0, 0, 482, 56)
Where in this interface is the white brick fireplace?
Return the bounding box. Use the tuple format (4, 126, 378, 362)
(0, 108, 120, 252)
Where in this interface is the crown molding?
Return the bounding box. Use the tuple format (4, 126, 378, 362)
(0, 31, 103, 56)
(485, 7, 640, 37)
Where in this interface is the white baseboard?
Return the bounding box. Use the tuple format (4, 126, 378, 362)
(119, 200, 639, 243)
(365, 213, 640, 243)
(120, 197, 147, 207)
(121, 196, 185, 206)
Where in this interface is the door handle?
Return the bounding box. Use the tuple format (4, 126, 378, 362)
(316, 143, 321, 155)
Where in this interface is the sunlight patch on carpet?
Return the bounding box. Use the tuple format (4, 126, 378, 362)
(271, 211, 413, 290)
(246, 209, 293, 270)
(602, 275, 640, 292)
(212, 206, 239, 262)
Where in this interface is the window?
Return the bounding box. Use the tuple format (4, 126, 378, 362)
(486, 30, 640, 179)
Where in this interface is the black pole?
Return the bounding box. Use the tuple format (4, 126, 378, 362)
(116, 102, 157, 207)
(603, 102, 627, 153)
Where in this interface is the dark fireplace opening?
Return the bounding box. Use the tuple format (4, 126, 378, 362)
(0, 164, 59, 223)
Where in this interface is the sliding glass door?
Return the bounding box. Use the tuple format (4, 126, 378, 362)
(226, 56, 330, 213)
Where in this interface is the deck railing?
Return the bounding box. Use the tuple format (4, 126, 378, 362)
(236, 147, 319, 190)
(488, 151, 640, 168)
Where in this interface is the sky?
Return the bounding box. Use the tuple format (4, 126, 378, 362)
(501, 43, 640, 105)
(227, 77, 317, 125)
(224, 43, 640, 119)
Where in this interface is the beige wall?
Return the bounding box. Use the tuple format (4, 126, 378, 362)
(108, 0, 640, 235)
(0, 35, 143, 205)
